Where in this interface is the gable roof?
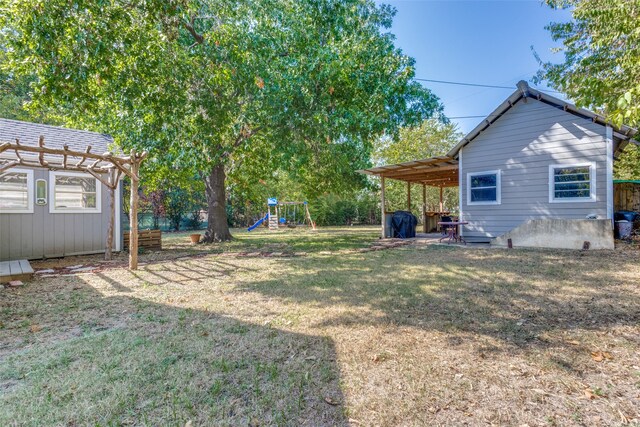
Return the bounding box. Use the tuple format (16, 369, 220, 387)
(447, 81, 639, 159)
(0, 118, 113, 156)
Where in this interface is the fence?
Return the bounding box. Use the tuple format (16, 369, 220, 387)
(123, 229, 162, 251)
(614, 182, 640, 212)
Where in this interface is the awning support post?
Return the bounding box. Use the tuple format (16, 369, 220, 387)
(380, 176, 386, 238)
(407, 181, 411, 211)
(422, 184, 427, 233)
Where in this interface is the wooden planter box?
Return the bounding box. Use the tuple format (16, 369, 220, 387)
(124, 229, 162, 251)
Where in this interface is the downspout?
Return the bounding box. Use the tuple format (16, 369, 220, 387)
(605, 126, 614, 228)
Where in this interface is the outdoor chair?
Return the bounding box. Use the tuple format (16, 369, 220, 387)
(440, 215, 454, 235)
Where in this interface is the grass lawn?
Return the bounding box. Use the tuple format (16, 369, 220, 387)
(1, 226, 639, 426)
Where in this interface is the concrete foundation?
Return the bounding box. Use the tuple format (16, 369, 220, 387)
(491, 219, 614, 250)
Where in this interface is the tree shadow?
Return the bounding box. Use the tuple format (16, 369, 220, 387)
(238, 246, 640, 350)
(0, 276, 347, 426)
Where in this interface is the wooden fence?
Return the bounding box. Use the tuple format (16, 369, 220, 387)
(614, 182, 640, 212)
(124, 229, 162, 251)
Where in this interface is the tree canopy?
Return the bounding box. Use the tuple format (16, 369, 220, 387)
(1, 0, 444, 240)
(536, 0, 640, 179)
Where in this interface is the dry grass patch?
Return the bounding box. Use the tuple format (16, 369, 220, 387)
(1, 228, 639, 426)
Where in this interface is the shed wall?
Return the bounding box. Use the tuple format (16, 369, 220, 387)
(0, 168, 113, 260)
(460, 98, 609, 241)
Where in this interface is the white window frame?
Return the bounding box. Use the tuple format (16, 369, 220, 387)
(49, 171, 102, 214)
(0, 168, 34, 214)
(467, 170, 501, 206)
(548, 162, 596, 203)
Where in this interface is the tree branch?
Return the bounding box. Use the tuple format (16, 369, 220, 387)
(184, 15, 204, 44)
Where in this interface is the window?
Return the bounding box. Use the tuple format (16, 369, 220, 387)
(50, 172, 101, 213)
(549, 163, 595, 203)
(0, 168, 34, 213)
(467, 170, 501, 205)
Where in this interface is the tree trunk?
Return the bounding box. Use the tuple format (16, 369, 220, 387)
(202, 163, 232, 242)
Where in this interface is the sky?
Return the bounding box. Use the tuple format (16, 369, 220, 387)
(376, 0, 573, 133)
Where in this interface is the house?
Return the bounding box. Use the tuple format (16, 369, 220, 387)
(0, 118, 124, 261)
(361, 81, 639, 249)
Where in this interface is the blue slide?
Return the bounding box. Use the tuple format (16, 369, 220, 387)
(247, 213, 269, 231)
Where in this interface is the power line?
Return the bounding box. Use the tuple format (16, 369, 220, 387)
(415, 77, 563, 94)
(415, 78, 513, 90)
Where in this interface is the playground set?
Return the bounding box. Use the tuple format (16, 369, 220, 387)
(248, 198, 316, 232)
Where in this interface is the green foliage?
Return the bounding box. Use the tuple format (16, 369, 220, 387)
(165, 188, 192, 231)
(536, 0, 640, 128)
(373, 119, 462, 215)
(310, 192, 380, 226)
(614, 145, 640, 180)
(0, 0, 444, 236)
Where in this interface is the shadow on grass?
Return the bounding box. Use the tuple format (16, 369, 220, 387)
(238, 246, 640, 349)
(0, 280, 346, 426)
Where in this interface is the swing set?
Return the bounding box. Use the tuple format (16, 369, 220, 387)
(248, 198, 316, 231)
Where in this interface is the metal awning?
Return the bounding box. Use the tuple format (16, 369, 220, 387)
(358, 156, 458, 187)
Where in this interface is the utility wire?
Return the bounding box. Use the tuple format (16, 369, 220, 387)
(415, 77, 563, 94)
(415, 78, 513, 90)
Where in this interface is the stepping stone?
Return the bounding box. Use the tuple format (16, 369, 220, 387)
(65, 265, 84, 270)
(35, 269, 55, 274)
(8, 280, 24, 287)
(69, 267, 95, 273)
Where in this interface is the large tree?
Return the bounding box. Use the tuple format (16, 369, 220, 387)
(536, 0, 640, 178)
(1, 0, 442, 241)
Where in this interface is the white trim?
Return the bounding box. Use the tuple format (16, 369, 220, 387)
(605, 126, 614, 223)
(114, 179, 122, 251)
(548, 162, 596, 203)
(49, 171, 102, 214)
(458, 147, 463, 236)
(467, 169, 501, 206)
(0, 168, 34, 214)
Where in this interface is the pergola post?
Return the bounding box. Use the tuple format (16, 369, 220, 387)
(380, 176, 386, 239)
(439, 186, 444, 212)
(105, 169, 117, 260)
(129, 154, 140, 270)
(422, 183, 427, 233)
(407, 181, 411, 211)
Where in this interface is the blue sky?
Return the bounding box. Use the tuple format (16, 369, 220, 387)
(377, 0, 573, 133)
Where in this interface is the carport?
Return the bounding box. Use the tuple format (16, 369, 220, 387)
(359, 156, 459, 238)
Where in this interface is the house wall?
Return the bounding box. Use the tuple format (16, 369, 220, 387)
(0, 168, 116, 261)
(460, 98, 609, 241)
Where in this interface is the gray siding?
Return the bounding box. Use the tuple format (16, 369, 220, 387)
(0, 168, 116, 261)
(460, 99, 609, 241)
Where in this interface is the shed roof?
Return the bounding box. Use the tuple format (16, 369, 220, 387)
(0, 118, 114, 164)
(447, 81, 639, 159)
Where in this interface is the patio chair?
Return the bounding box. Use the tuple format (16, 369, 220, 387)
(440, 215, 454, 235)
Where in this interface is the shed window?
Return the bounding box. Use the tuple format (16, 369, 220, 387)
(467, 170, 501, 205)
(50, 172, 101, 213)
(549, 163, 595, 202)
(0, 169, 34, 213)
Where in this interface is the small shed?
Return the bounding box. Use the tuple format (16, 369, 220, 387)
(0, 118, 146, 269)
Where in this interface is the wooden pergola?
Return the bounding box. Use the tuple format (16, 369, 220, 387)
(0, 136, 147, 269)
(359, 156, 459, 237)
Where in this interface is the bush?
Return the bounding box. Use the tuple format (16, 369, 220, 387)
(311, 193, 380, 226)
